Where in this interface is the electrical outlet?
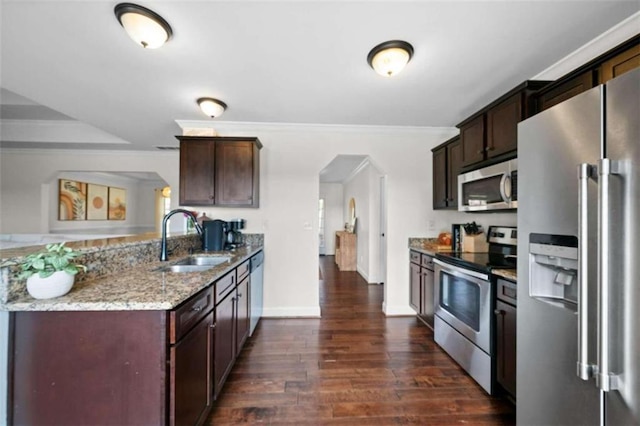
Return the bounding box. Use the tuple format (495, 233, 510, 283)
(428, 219, 436, 232)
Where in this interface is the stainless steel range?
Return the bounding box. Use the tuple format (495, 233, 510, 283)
(433, 226, 517, 394)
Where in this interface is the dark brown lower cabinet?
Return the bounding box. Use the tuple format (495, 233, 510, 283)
(9, 262, 254, 425)
(9, 311, 168, 425)
(236, 275, 250, 352)
(214, 290, 236, 399)
(409, 261, 421, 312)
(170, 310, 214, 426)
(495, 299, 517, 397)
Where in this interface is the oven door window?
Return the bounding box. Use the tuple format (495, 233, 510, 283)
(461, 174, 505, 207)
(439, 271, 481, 331)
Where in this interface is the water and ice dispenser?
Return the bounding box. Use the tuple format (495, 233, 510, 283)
(529, 233, 579, 306)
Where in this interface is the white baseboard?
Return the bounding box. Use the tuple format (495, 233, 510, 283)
(262, 306, 321, 318)
(382, 303, 416, 316)
(356, 266, 369, 282)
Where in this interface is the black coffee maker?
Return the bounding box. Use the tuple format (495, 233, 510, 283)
(225, 219, 245, 249)
(202, 220, 226, 251)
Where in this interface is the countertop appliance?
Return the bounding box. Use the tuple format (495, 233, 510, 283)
(517, 69, 639, 425)
(458, 158, 517, 212)
(225, 219, 245, 250)
(249, 250, 264, 336)
(202, 219, 226, 251)
(433, 226, 517, 394)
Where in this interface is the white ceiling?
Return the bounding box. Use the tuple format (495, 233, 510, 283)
(1, 1, 638, 152)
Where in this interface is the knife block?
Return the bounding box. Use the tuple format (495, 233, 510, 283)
(462, 232, 489, 252)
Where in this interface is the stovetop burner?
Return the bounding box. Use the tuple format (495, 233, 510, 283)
(435, 226, 517, 274)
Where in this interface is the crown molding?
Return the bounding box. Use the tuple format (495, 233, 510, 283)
(175, 119, 457, 137)
(533, 12, 640, 80)
(0, 147, 176, 156)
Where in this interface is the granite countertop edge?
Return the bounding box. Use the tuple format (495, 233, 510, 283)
(1, 245, 263, 312)
(492, 268, 517, 281)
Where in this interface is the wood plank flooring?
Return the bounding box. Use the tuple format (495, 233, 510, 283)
(205, 256, 515, 425)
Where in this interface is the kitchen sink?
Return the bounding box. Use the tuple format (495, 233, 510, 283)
(175, 256, 232, 266)
(154, 264, 215, 273)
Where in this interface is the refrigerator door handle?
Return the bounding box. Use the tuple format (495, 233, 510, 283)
(596, 158, 621, 392)
(577, 163, 597, 381)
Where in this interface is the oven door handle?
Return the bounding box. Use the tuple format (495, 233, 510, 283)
(433, 259, 489, 281)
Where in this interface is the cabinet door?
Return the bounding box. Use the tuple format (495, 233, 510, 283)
(409, 262, 421, 313)
(538, 71, 593, 112)
(419, 268, 434, 328)
(495, 300, 517, 397)
(170, 311, 214, 426)
(236, 276, 250, 353)
(215, 141, 258, 207)
(214, 292, 236, 399)
(179, 140, 216, 206)
(432, 146, 448, 210)
(486, 93, 520, 158)
(600, 44, 640, 83)
(446, 137, 462, 209)
(460, 115, 486, 168)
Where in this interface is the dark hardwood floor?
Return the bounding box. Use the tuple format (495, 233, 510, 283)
(206, 255, 515, 425)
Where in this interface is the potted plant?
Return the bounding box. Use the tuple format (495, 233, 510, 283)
(18, 242, 87, 299)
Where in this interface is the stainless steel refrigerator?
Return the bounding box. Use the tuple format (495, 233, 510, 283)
(517, 68, 639, 425)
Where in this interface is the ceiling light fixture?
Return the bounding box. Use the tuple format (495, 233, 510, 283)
(367, 40, 414, 77)
(197, 98, 227, 118)
(114, 3, 173, 49)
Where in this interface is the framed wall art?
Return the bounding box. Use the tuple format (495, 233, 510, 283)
(108, 187, 127, 220)
(58, 179, 87, 221)
(87, 184, 108, 220)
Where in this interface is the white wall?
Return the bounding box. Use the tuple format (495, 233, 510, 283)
(46, 171, 163, 234)
(319, 183, 343, 255)
(0, 150, 180, 234)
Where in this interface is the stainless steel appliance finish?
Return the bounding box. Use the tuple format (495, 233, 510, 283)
(434, 226, 518, 394)
(458, 159, 517, 212)
(249, 251, 264, 336)
(517, 69, 639, 425)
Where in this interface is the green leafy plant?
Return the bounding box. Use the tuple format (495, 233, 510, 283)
(18, 242, 87, 280)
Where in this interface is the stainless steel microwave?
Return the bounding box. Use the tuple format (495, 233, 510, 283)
(458, 159, 517, 212)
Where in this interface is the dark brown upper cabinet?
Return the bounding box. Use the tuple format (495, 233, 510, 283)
(432, 135, 462, 210)
(177, 136, 262, 207)
(534, 35, 639, 114)
(457, 81, 550, 171)
(537, 71, 594, 112)
(600, 43, 640, 83)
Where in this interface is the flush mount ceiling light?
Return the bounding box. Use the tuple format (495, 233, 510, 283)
(114, 3, 173, 49)
(367, 40, 414, 77)
(198, 98, 227, 118)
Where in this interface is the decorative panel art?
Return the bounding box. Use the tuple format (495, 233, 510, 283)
(87, 184, 108, 220)
(108, 187, 127, 220)
(58, 179, 87, 221)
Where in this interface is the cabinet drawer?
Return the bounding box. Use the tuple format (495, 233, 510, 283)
(410, 251, 421, 264)
(236, 260, 250, 281)
(421, 255, 434, 270)
(170, 286, 214, 344)
(215, 270, 237, 303)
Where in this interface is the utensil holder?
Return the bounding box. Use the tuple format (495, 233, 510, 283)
(462, 232, 489, 252)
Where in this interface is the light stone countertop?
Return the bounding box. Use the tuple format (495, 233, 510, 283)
(1, 241, 262, 312)
(492, 268, 517, 281)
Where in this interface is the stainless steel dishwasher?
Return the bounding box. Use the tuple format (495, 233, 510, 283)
(249, 251, 264, 336)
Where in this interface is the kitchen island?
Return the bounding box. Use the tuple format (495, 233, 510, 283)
(0, 232, 264, 426)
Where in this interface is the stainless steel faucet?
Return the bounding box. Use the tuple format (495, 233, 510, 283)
(160, 209, 203, 261)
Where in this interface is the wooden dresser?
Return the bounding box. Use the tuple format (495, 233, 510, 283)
(335, 231, 356, 271)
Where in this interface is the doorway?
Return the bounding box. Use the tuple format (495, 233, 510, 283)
(318, 155, 387, 307)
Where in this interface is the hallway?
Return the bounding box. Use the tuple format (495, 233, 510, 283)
(206, 256, 515, 425)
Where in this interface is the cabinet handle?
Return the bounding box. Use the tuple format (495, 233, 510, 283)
(477, 150, 484, 155)
(191, 305, 203, 312)
(237, 293, 243, 298)
(486, 146, 495, 152)
(494, 309, 505, 316)
(210, 323, 216, 329)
